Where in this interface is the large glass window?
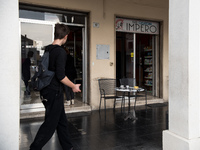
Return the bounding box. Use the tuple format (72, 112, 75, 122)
(20, 6, 87, 111)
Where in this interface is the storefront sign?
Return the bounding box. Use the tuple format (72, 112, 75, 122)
(116, 18, 159, 34)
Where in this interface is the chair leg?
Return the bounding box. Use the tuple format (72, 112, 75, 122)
(134, 93, 137, 110)
(145, 90, 147, 112)
(104, 98, 106, 114)
(99, 97, 102, 111)
(123, 93, 126, 112)
(145, 90, 147, 105)
(124, 97, 125, 109)
(121, 97, 123, 112)
(113, 98, 116, 111)
(121, 96, 125, 113)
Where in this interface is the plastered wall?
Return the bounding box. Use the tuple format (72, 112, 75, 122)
(0, 0, 19, 149)
(19, 0, 169, 109)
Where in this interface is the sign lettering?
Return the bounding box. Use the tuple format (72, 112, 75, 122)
(116, 18, 159, 34)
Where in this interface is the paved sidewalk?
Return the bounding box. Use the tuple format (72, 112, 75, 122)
(20, 104, 168, 150)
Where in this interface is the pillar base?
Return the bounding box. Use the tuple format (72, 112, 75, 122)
(163, 130, 200, 150)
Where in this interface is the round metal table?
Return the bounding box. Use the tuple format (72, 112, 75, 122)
(116, 87, 145, 120)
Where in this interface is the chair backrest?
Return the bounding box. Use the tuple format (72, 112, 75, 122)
(98, 79, 117, 95)
(120, 78, 136, 87)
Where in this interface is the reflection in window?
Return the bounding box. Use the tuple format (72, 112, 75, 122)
(19, 10, 44, 20)
(21, 22, 53, 59)
(19, 9, 85, 24)
(45, 12, 62, 22)
(21, 22, 53, 104)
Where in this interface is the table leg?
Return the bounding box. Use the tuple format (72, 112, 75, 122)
(128, 92, 130, 112)
(121, 92, 126, 113)
(124, 92, 137, 121)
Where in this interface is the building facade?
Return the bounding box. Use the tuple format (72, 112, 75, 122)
(2, 0, 200, 149)
(18, 0, 169, 111)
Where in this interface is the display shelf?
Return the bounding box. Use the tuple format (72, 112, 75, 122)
(144, 49, 152, 52)
(144, 63, 152, 65)
(144, 70, 152, 73)
(144, 56, 152, 58)
(143, 47, 153, 94)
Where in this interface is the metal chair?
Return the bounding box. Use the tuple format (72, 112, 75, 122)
(98, 78, 122, 112)
(120, 78, 147, 109)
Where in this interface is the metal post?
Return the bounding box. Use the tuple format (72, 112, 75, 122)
(133, 33, 136, 86)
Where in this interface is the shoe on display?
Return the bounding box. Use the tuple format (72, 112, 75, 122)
(66, 100, 71, 106)
(71, 99, 74, 105)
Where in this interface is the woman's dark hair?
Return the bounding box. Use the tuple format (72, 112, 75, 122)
(54, 23, 70, 40)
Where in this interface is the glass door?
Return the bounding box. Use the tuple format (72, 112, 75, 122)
(20, 19, 54, 110)
(136, 34, 155, 95)
(19, 7, 88, 114)
(116, 32, 135, 79)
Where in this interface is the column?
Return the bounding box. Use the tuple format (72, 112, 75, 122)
(0, 0, 20, 149)
(163, 0, 200, 149)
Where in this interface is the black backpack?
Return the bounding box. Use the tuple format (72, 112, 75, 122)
(31, 47, 56, 91)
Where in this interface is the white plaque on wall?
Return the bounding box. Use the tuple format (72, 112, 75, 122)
(96, 44, 110, 59)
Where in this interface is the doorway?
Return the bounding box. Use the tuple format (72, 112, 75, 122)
(136, 34, 155, 95)
(116, 32, 158, 96)
(64, 26, 84, 102)
(116, 32, 134, 79)
(19, 8, 88, 111)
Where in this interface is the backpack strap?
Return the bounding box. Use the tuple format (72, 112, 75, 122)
(44, 45, 63, 93)
(45, 45, 59, 54)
